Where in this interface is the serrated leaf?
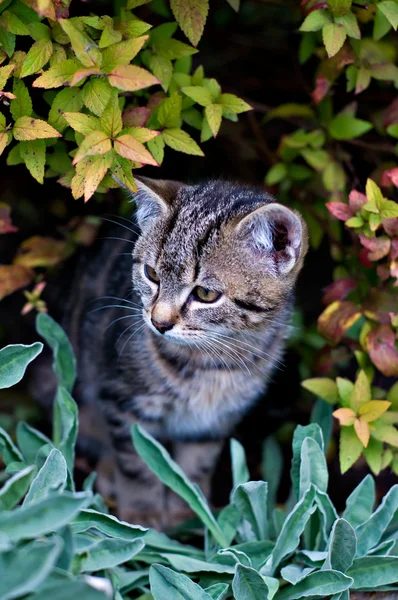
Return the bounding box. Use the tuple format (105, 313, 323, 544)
(333, 408, 356, 426)
(69, 67, 101, 87)
(300, 9, 332, 32)
(350, 370, 371, 411)
(99, 25, 122, 49)
(363, 437, 383, 475)
(301, 378, 339, 404)
(102, 36, 148, 72)
(322, 22, 347, 57)
(111, 155, 138, 192)
(359, 400, 391, 422)
(63, 112, 99, 135)
(205, 103, 222, 136)
(73, 130, 112, 164)
(0, 342, 43, 389)
(21, 38, 53, 77)
(108, 64, 159, 91)
(82, 79, 112, 116)
(163, 128, 204, 155)
(339, 426, 363, 473)
(48, 88, 83, 133)
(149, 54, 173, 91)
(154, 38, 198, 60)
(0, 64, 14, 92)
(220, 93, 252, 114)
(335, 12, 360, 39)
(0, 29, 16, 58)
(327, 0, 352, 16)
(158, 92, 182, 128)
(378, 0, 398, 29)
(182, 85, 212, 106)
(100, 91, 122, 137)
(114, 134, 158, 165)
(328, 115, 372, 140)
(32, 59, 81, 89)
(59, 19, 101, 68)
(147, 135, 165, 165)
(13, 116, 61, 141)
(20, 139, 46, 184)
(2, 9, 29, 36)
(83, 152, 114, 201)
(170, 0, 209, 46)
(10, 79, 32, 120)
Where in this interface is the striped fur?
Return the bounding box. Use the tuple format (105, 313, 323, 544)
(34, 178, 308, 528)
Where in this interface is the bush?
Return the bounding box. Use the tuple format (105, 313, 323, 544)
(1, 315, 398, 599)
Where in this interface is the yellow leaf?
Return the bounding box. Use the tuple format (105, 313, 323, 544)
(114, 134, 158, 166)
(20, 38, 53, 78)
(108, 65, 159, 92)
(59, 19, 102, 68)
(63, 112, 100, 135)
(13, 116, 61, 141)
(123, 127, 160, 143)
(205, 103, 222, 136)
(359, 400, 392, 423)
(333, 407, 356, 426)
(170, 0, 209, 46)
(0, 64, 15, 92)
(83, 153, 114, 202)
(72, 131, 112, 165)
(101, 36, 149, 72)
(14, 236, 71, 267)
(0, 130, 8, 156)
(354, 417, 370, 447)
(350, 370, 371, 412)
(70, 67, 102, 87)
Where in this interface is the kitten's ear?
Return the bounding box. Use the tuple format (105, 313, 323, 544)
(236, 203, 307, 275)
(133, 177, 183, 229)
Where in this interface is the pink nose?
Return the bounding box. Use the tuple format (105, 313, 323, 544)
(151, 319, 174, 334)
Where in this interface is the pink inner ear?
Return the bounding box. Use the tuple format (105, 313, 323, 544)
(272, 223, 289, 251)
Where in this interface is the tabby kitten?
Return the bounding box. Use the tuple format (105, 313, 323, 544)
(36, 178, 308, 527)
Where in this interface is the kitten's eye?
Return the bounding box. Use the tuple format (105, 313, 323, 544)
(144, 264, 160, 283)
(193, 286, 222, 303)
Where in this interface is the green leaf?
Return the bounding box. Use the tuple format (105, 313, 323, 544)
(149, 55, 173, 91)
(0, 29, 16, 57)
(0, 427, 24, 465)
(232, 564, 272, 599)
(23, 448, 67, 505)
(100, 90, 122, 137)
(59, 19, 101, 68)
(363, 437, 383, 475)
(301, 378, 339, 404)
(163, 128, 204, 156)
(328, 115, 372, 140)
(336, 378, 354, 408)
(355, 485, 398, 556)
(342, 474, 375, 528)
(262, 436, 283, 514)
(291, 425, 324, 499)
(299, 437, 328, 498)
(16, 421, 52, 464)
(335, 13, 360, 39)
(63, 112, 100, 135)
(28, 581, 107, 600)
(158, 92, 182, 128)
(300, 10, 332, 32)
(0, 465, 35, 510)
(323, 519, 357, 572)
(265, 163, 287, 185)
(205, 104, 222, 136)
(147, 135, 165, 164)
(72, 508, 146, 539)
(0, 342, 43, 389)
(149, 564, 214, 600)
(32, 59, 81, 89)
(0, 538, 63, 600)
(2, 9, 29, 35)
(350, 370, 371, 412)
(48, 88, 83, 133)
(230, 438, 250, 492)
(339, 426, 363, 473)
(36, 313, 76, 392)
(102, 36, 148, 72)
(233, 482, 269, 541)
(322, 22, 346, 57)
(310, 400, 333, 452)
(204, 583, 229, 600)
(170, 0, 209, 46)
(262, 486, 316, 576)
(327, 0, 352, 16)
(162, 554, 235, 574)
(378, 1, 398, 29)
(275, 570, 353, 600)
(21, 38, 53, 77)
(53, 387, 78, 474)
(132, 425, 227, 546)
(347, 556, 398, 588)
(181, 85, 212, 106)
(154, 38, 198, 60)
(82, 79, 112, 116)
(77, 537, 145, 572)
(0, 491, 90, 541)
(220, 93, 251, 114)
(10, 79, 32, 120)
(20, 139, 46, 184)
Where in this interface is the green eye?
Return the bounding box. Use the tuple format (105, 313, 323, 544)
(144, 264, 160, 283)
(193, 286, 222, 303)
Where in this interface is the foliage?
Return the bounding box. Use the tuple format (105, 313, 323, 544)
(1, 315, 398, 599)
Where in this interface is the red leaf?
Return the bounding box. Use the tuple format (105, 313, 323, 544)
(383, 98, 398, 128)
(383, 217, 398, 237)
(367, 325, 398, 377)
(0, 203, 18, 234)
(326, 201, 353, 221)
(348, 190, 367, 212)
(318, 300, 361, 344)
(322, 277, 357, 305)
(122, 107, 151, 128)
(391, 239, 398, 261)
(377, 264, 390, 281)
(359, 234, 391, 261)
(359, 248, 374, 268)
(312, 73, 331, 105)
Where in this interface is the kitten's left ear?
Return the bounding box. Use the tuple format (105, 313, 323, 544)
(132, 177, 183, 229)
(236, 203, 308, 275)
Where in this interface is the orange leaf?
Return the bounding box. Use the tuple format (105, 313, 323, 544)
(354, 418, 370, 447)
(14, 236, 72, 268)
(114, 134, 158, 166)
(0, 264, 34, 300)
(318, 300, 361, 344)
(70, 67, 102, 87)
(359, 400, 392, 423)
(72, 131, 112, 165)
(333, 407, 356, 426)
(108, 65, 159, 92)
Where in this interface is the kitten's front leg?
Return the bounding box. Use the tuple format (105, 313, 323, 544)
(167, 439, 224, 526)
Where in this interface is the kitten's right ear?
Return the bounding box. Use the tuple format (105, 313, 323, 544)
(133, 177, 182, 230)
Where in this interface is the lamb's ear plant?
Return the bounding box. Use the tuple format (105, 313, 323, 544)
(1, 315, 398, 599)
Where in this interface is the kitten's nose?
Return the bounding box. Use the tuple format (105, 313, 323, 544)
(151, 318, 174, 334)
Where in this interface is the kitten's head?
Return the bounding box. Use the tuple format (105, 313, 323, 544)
(132, 177, 308, 344)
